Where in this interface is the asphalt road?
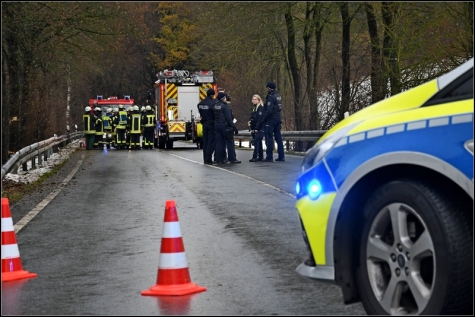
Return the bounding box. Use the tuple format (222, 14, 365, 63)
(2, 141, 365, 315)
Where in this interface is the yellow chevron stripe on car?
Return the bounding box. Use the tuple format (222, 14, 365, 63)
(168, 122, 185, 132)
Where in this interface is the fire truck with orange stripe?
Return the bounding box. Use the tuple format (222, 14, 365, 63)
(153, 70, 217, 149)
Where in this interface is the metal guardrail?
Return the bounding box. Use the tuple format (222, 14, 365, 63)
(1, 132, 84, 180)
(234, 130, 328, 151)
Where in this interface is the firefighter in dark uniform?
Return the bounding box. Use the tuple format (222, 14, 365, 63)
(126, 106, 133, 149)
(115, 104, 128, 150)
(83, 106, 96, 150)
(262, 81, 285, 162)
(102, 108, 113, 149)
(128, 105, 142, 150)
(94, 107, 103, 150)
(111, 107, 119, 148)
(142, 105, 155, 149)
(198, 88, 216, 165)
(213, 92, 241, 164)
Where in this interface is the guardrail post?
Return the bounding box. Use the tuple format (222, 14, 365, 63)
(38, 152, 43, 166)
(31, 156, 36, 169)
(10, 162, 18, 175)
(238, 140, 242, 148)
(286, 140, 290, 152)
(22, 162, 28, 172)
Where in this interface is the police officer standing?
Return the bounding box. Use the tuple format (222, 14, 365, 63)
(213, 92, 241, 164)
(83, 106, 96, 150)
(94, 107, 104, 150)
(249, 94, 265, 162)
(142, 105, 155, 149)
(262, 81, 285, 162)
(198, 88, 217, 165)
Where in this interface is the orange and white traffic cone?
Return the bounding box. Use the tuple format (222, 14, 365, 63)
(1, 197, 37, 282)
(142, 200, 206, 296)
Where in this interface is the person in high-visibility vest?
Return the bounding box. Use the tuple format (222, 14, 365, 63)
(94, 107, 104, 150)
(114, 104, 128, 150)
(142, 105, 156, 149)
(126, 107, 133, 149)
(83, 106, 96, 150)
(110, 108, 119, 149)
(102, 108, 113, 149)
(128, 105, 142, 150)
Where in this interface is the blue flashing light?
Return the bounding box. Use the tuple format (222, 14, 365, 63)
(307, 179, 322, 200)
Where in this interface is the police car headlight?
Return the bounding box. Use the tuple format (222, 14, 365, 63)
(300, 123, 358, 174)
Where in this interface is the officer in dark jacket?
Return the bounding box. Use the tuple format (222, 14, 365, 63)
(249, 94, 265, 162)
(198, 88, 217, 165)
(262, 81, 285, 162)
(213, 92, 241, 164)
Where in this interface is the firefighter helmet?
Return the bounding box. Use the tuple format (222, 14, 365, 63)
(85, 106, 91, 112)
(141, 106, 146, 111)
(118, 104, 124, 109)
(113, 107, 119, 112)
(133, 105, 140, 111)
(145, 105, 151, 111)
(95, 107, 102, 112)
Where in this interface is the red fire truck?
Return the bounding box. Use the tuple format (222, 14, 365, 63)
(153, 70, 217, 149)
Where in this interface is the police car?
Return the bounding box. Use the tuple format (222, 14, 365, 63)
(295, 58, 473, 315)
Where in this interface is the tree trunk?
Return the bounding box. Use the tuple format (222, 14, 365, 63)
(364, 2, 385, 103)
(339, 2, 351, 121)
(284, 3, 303, 151)
(382, 2, 401, 96)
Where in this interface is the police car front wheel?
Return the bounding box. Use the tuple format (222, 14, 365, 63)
(355, 179, 473, 315)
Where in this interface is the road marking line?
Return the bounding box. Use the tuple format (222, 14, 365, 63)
(169, 154, 296, 199)
(14, 155, 85, 234)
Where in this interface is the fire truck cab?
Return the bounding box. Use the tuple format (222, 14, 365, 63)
(153, 70, 217, 149)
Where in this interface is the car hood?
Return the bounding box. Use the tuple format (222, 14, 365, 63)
(318, 79, 439, 144)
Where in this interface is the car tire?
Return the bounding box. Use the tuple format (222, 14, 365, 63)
(356, 179, 472, 315)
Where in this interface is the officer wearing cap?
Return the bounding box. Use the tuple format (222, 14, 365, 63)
(198, 88, 217, 165)
(262, 81, 285, 162)
(213, 92, 241, 164)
